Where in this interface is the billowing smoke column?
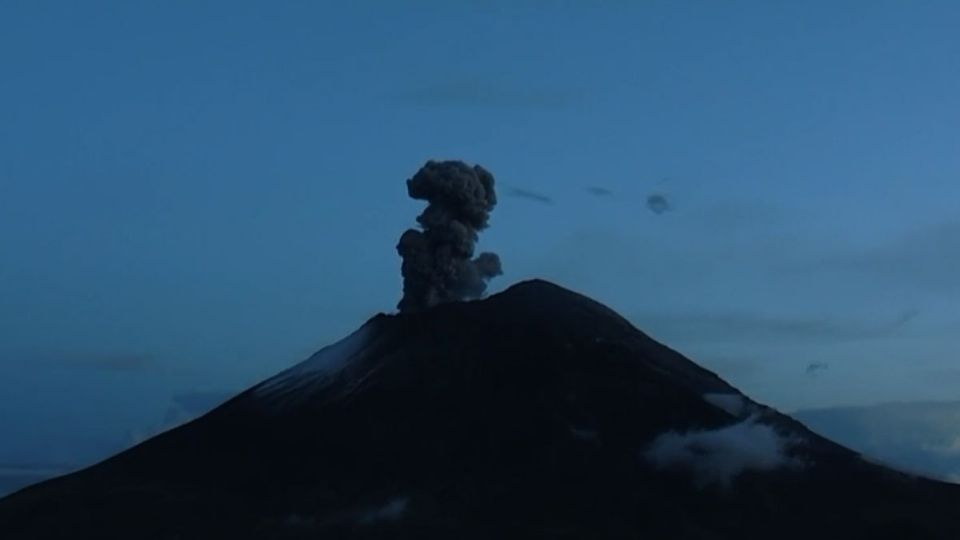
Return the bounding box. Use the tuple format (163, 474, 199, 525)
(397, 160, 503, 313)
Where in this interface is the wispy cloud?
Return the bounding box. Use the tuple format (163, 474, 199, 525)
(506, 187, 553, 205)
(395, 76, 579, 109)
(825, 221, 960, 292)
(585, 186, 613, 197)
(702, 392, 752, 418)
(42, 352, 158, 373)
(633, 309, 918, 345)
(688, 200, 785, 231)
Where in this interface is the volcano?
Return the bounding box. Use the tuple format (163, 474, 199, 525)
(2, 280, 959, 539)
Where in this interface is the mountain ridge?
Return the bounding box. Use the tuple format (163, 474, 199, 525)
(2, 279, 958, 539)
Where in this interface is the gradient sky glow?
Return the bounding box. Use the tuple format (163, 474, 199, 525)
(2, 2, 959, 468)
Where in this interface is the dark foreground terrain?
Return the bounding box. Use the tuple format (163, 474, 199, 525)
(2, 280, 958, 539)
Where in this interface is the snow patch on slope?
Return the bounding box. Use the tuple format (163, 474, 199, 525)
(644, 416, 801, 486)
(254, 324, 373, 399)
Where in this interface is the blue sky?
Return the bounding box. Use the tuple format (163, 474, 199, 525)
(1, 1, 959, 467)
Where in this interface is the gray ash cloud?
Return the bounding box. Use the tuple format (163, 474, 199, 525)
(397, 160, 503, 313)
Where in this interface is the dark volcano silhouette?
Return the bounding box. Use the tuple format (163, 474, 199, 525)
(2, 280, 959, 539)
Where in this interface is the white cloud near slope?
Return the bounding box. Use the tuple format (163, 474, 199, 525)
(644, 416, 801, 486)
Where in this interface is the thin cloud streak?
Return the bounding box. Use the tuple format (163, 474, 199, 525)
(506, 187, 554, 205)
(821, 221, 960, 292)
(44, 352, 158, 373)
(633, 309, 919, 345)
(394, 77, 580, 109)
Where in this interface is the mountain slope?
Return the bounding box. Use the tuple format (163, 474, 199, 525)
(2, 280, 959, 539)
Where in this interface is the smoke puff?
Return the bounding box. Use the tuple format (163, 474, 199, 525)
(646, 193, 671, 214)
(805, 362, 829, 376)
(397, 160, 503, 313)
(473, 252, 502, 277)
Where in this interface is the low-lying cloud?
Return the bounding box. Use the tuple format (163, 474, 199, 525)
(702, 392, 751, 418)
(794, 400, 960, 483)
(643, 417, 801, 487)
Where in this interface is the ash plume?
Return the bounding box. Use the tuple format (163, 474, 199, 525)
(397, 160, 503, 313)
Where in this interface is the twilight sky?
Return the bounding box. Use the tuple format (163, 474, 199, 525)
(1, 1, 959, 468)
